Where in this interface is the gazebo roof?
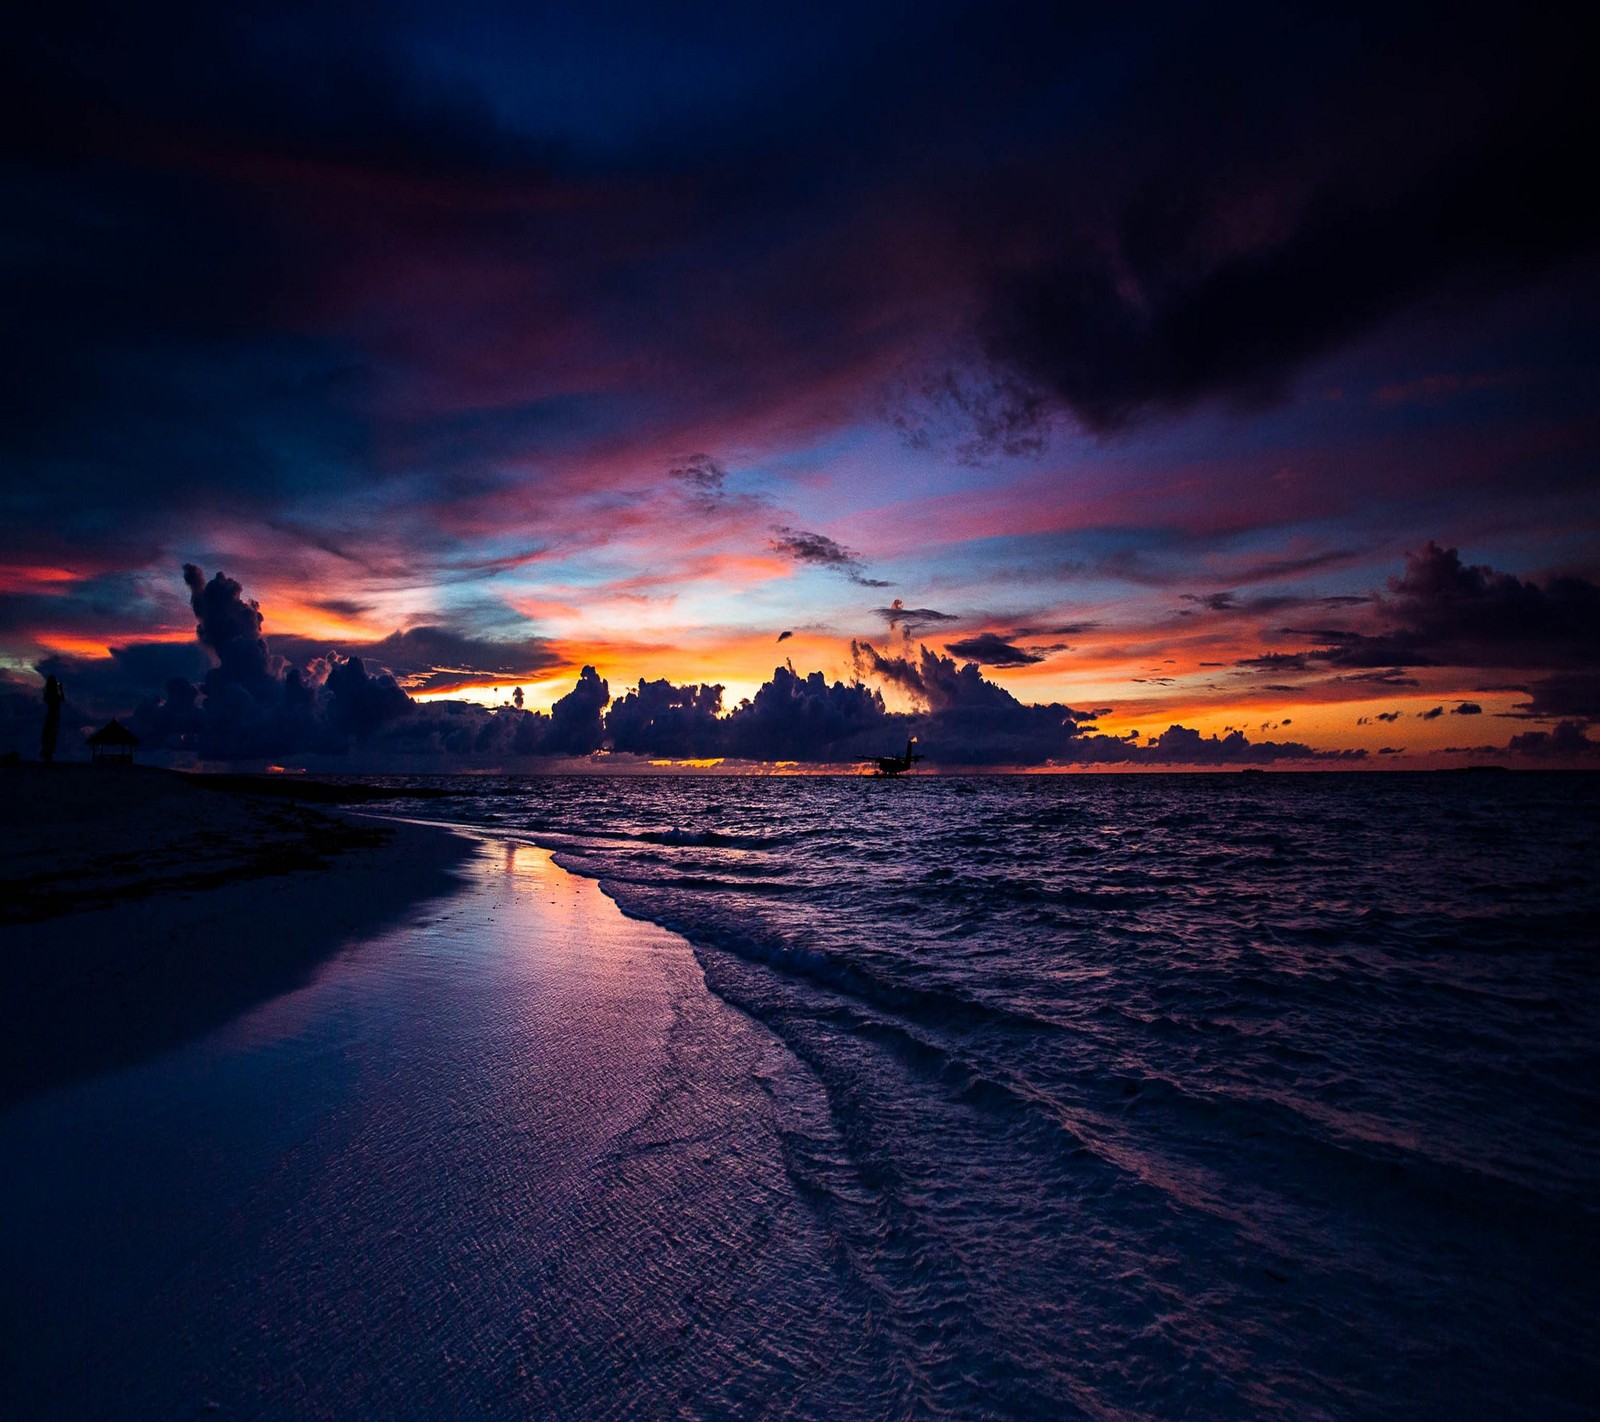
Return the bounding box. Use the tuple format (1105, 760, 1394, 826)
(86, 718, 140, 747)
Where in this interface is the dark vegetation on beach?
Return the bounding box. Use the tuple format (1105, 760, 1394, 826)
(0, 764, 470, 1106)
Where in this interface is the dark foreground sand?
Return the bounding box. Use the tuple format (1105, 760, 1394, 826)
(0, 774, 890, 1419)
(0, 765, 472, 1105)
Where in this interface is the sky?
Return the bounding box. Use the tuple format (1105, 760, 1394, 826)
(2, 0, 1597, 768)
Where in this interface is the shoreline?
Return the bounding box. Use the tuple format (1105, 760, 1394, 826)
(0, 822, 889, 1420)
(0, 764, 474, 1106)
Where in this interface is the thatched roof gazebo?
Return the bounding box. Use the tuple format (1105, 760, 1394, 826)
(86, 718, 139, 766)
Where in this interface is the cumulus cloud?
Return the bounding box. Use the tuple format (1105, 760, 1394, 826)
(848, 641, 1353, 767)
(98, 565, 601, 761)
(723, 664, 889, 761)
(607, 678, 724, 759)
(546, 667, 610, 756)
(1444, 720, 1600, 762)
(185, 564, 279, 700)
(29, 642, 209, 727)
(0, 566, 1366, 769)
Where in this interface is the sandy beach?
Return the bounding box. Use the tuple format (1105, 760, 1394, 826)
(0, 771, 892, 1418)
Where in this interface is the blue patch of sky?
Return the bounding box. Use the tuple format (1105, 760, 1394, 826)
(397, 1, 960, 167)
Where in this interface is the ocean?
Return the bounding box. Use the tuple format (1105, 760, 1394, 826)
(388, 770, 1600, 1419)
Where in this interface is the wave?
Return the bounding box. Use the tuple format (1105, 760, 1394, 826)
(385, 773, 1600, 1419)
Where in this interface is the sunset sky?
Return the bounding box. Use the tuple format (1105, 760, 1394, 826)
(3, 2, 1597, 766)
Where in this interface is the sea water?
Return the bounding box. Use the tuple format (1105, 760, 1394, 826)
(391, 770, 1600, 1419)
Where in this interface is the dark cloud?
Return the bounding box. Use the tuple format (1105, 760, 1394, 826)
(2, 565, 1370, 769)
(545, 667, 610, 757)
(1516, 672, 1600, 721)
(322, 654, 415, 740)
(849, 641, 1355, 767)
(942, 633, 1046, 667)
(1, 0, 1593, 600)
(1136, 724, 1361, 767)
(1446, 721, 1600, 762)
(668, 454, 730, 509)
(0, 571, 187, 645)
(854, 643, 1040, 717)
(1224, 551, 1367, 588)
(183, 564, 291, 714)
(1376, 711, 1402, 723)
(1014, 622, 1099, 638)
(275, 625, 563, 693)
(769, 527, 889, 588)
(1452, 701, 1482, 715)
(91, 565, 594, 761)
(876, 600, 959, 633)
(1185, 592, 1240, 612)
(1298, 543, 1600, 671)
(1505, 721, 1600, 759)
(1419, 706, 1445, 720)
(607, 678, 724, 759)
(1239, 544, 1600, 697)
(981, 13, 1597, 428)
(888, 365, 1049, 464)
(1382, 542, 1600, 667)
(723, 665, 889, 761)
(1184, 588, 1373, 619)
(26, 642, 210, 728)
(1237, 652, 1313, 672)
(776, 630, 793, 643)
(1338, 669, 1420, 687)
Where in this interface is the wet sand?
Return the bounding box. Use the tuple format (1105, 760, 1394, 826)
(0, 833, 891, 1419)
